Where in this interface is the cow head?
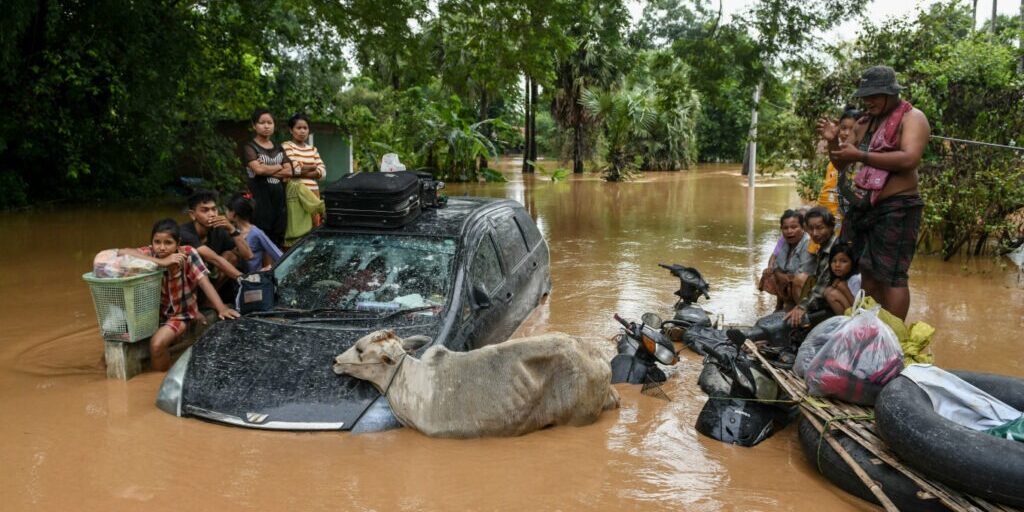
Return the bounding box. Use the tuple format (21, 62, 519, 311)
(332, 330, 431, 389)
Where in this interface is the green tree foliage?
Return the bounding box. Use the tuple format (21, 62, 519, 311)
(629, 51, 702, 171)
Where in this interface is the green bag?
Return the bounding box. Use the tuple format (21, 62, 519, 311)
(985, 416, 1024, 442)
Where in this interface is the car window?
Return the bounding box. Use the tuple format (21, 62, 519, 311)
(273, 234, 457, 313)
(493, 212, 528, 270)
(470, 234, 503, 297)
(513, 209, 542, 248)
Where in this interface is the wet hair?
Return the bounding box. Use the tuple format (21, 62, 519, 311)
(288, 112, 311, 129)
(804, 206, 836, 229)
(150, 218, 181, 243)
(187, 189, 218, 211)
(227, 193, 254, 222)
(251, 107, 272, 126)
(779, 209, 804, 228)
(839, 105, 862, 122)
(829, 242, 859, 279)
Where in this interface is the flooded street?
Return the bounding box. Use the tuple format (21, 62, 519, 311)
(1, 164, 1021, 511)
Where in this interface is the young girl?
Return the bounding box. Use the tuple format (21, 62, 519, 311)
(281, 112, 327, 226)
(120, 219, 240, 371)
(824, 242, 861, 315)
(818, 106, 862, 226)
(226, 194, 283, 273)
(243, 108, 295, 247)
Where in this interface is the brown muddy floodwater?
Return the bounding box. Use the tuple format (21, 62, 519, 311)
(1, 163, 1022, 511)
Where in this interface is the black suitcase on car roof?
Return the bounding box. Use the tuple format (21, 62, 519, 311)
(322, 171, 422, 228)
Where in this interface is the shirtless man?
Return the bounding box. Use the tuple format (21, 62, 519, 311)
(818, 66, 930, 321)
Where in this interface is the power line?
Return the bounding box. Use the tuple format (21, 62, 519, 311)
(929, 135, 1024, 152)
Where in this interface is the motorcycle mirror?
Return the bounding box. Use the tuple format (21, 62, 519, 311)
(641, 312, 663, 327)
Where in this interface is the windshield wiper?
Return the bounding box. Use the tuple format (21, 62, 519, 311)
(248, 307, 368, 318)
(290, 305, 438, 324)
(378, 305, 436, 321)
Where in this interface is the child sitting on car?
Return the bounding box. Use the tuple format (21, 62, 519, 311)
(119, 219, 240, 371)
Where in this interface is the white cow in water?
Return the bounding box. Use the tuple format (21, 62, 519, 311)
(333, 330, 620, 438)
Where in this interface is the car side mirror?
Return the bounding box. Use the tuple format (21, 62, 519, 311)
(472, 285, 491, 309)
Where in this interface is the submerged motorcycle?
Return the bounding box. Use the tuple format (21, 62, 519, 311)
(609, 263, 714, 385)
(610, 313, 678, 385)
(635, 263, 798, 447)
(658, 263, 715, 340)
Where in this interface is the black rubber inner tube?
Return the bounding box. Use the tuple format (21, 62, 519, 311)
(875, 370, 1024, 507)
(797, 417, 948, 511)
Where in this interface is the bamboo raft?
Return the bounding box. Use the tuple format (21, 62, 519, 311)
(743, 341, 1021, 512)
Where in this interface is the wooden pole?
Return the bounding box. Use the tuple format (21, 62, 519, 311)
(801, 411, 900, 512)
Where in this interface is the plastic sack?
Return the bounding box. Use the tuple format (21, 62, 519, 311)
(380, 153, 406, 173)
(903, 322, 935, 366)
(845, 295, 935, 366)
(986, 416, 1024, 442)
(794, 316, 848, 378)
(1007, 243, 1024, 269)
(805, 305, 904, 405)
(101, 304, 129, 339)
(93, 249, 159, 278)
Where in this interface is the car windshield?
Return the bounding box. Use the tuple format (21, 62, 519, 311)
(274, 234, 457, 314)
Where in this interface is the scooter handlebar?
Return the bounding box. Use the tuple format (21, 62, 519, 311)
(613, 314, 632, 329)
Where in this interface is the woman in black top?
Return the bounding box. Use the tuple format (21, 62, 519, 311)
(242, 108, 296, 247)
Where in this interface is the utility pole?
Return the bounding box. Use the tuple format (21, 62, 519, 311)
(1019, 0, 1024, 72)
(747, 82, 762, 188)
(974, 0, 980, 28)
(522, 75, 533, 174)
(992, 0, 999, 34)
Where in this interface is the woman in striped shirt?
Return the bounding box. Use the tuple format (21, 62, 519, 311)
(282, 113, 327, 226)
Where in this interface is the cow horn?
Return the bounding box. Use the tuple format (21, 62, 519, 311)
(401, 335, 432, 352)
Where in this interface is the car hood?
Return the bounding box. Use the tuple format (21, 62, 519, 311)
(180, 317, 440, 430)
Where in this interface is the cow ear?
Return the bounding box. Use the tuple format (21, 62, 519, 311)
(401, 335, 431, 353)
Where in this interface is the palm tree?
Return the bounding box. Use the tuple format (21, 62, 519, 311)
(550, 6, 631, 174)
(580, 85, 656, 181)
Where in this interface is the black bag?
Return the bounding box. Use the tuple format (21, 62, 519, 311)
(414, 170, 446, 208)
(235, 271, 275, 314)
(322, 171, 422, 228)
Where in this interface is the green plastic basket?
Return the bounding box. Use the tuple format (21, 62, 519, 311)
(82, 271, 163, 342)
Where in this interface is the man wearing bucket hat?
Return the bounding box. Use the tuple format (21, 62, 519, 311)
(817, 65, 930, 321)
